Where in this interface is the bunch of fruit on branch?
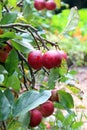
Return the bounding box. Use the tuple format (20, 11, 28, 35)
(29, 89, 59, 127)
(34, 0, 57, 10)
(28, 49, 67, 70)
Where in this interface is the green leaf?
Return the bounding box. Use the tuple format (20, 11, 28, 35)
(0, 2, 2, 20)
(0, 65, 8, 74)
(7, 120, 25, 130)
(63, 112, 76, 127)
(0, 74, 4, 84)
(11, 39, 35, 54)
(5, 75, 20, 91)
(8, 0, 17, 7)
(4, 88, 14, 106)
(13, 90, 51, 117)
(5, 49, 18, 75)
(58, 90, 74, 109)
(56, 110, 64, 122)
(63, 7, 79, 34)
(0, 32, 21, 39)
(0, 12, 17, 24)
(0, 90, 11, 121)
(59, 61, 68, 76)
(72, 121, 83, 129)
(23, 0, 32, 21)
(48, 68, 60, 88)
(18, 112, 30, 129)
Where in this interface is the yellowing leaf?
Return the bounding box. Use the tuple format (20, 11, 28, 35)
(54, 0, 61, 8)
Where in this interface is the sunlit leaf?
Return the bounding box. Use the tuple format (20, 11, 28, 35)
(54, 0, 61, 8)
(63, 7, 79, 34)
(72, 121, 83, 129)
(8, 0, 17, 7)
(0, 2, 2, 20)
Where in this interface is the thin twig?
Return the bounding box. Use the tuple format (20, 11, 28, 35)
(35, 31, 49, 50)
(27, 28, 40, 50)
(0, 23, 58, 48)
(2, 121, 6, 130)
(17, 51, 35, 88)
(21, 60, 29, 91)
(0, 23, 37, 32)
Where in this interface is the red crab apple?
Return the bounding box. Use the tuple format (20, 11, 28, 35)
(49, 89, 59, 102)
(39, 100, 54, 117)
(28, 50, 43, 70)
(4, 45, 12, 53)
(0, 45, 12, 63)
(29, 109, 42, 127)
(42, 50, 62, 69)
(0, 50, 8, 63)
(34, 0, 45, 10)
(59, 50, 67, 60)
(45, 0, 56, 10)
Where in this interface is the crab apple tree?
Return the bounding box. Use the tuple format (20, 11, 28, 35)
(0, 0, 80, 130)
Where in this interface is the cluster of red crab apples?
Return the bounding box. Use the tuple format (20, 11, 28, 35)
(34, 0, 57, 11)
(29, 89, 59, 127)
(28, 50, 67, 70)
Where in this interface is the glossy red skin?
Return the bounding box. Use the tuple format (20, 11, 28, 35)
(45, 0, 56, 10)
(39, 100, 54, 117)
(29, 109, 42, 127)
(59, 50, 67, 60)
(34, 0, 45, 10)
(42, 50, 62, 69)
(0, 50, 8, 63)
(49, 89, 59, 102)
(28, 50, 43, 70)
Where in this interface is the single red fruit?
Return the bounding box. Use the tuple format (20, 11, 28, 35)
(49, 89, 59, 102)
(34, 0, 45, 10)
(42, 50, 62, 69)
(28, 50, 43, 70)
(39, 100, 54, 117)
(0, 50, 8, 63)
(45, 0, 56, 10)
(59, 50, 67, 60)
(4, 45, 12, 53)
(29, 109, 42, 127)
